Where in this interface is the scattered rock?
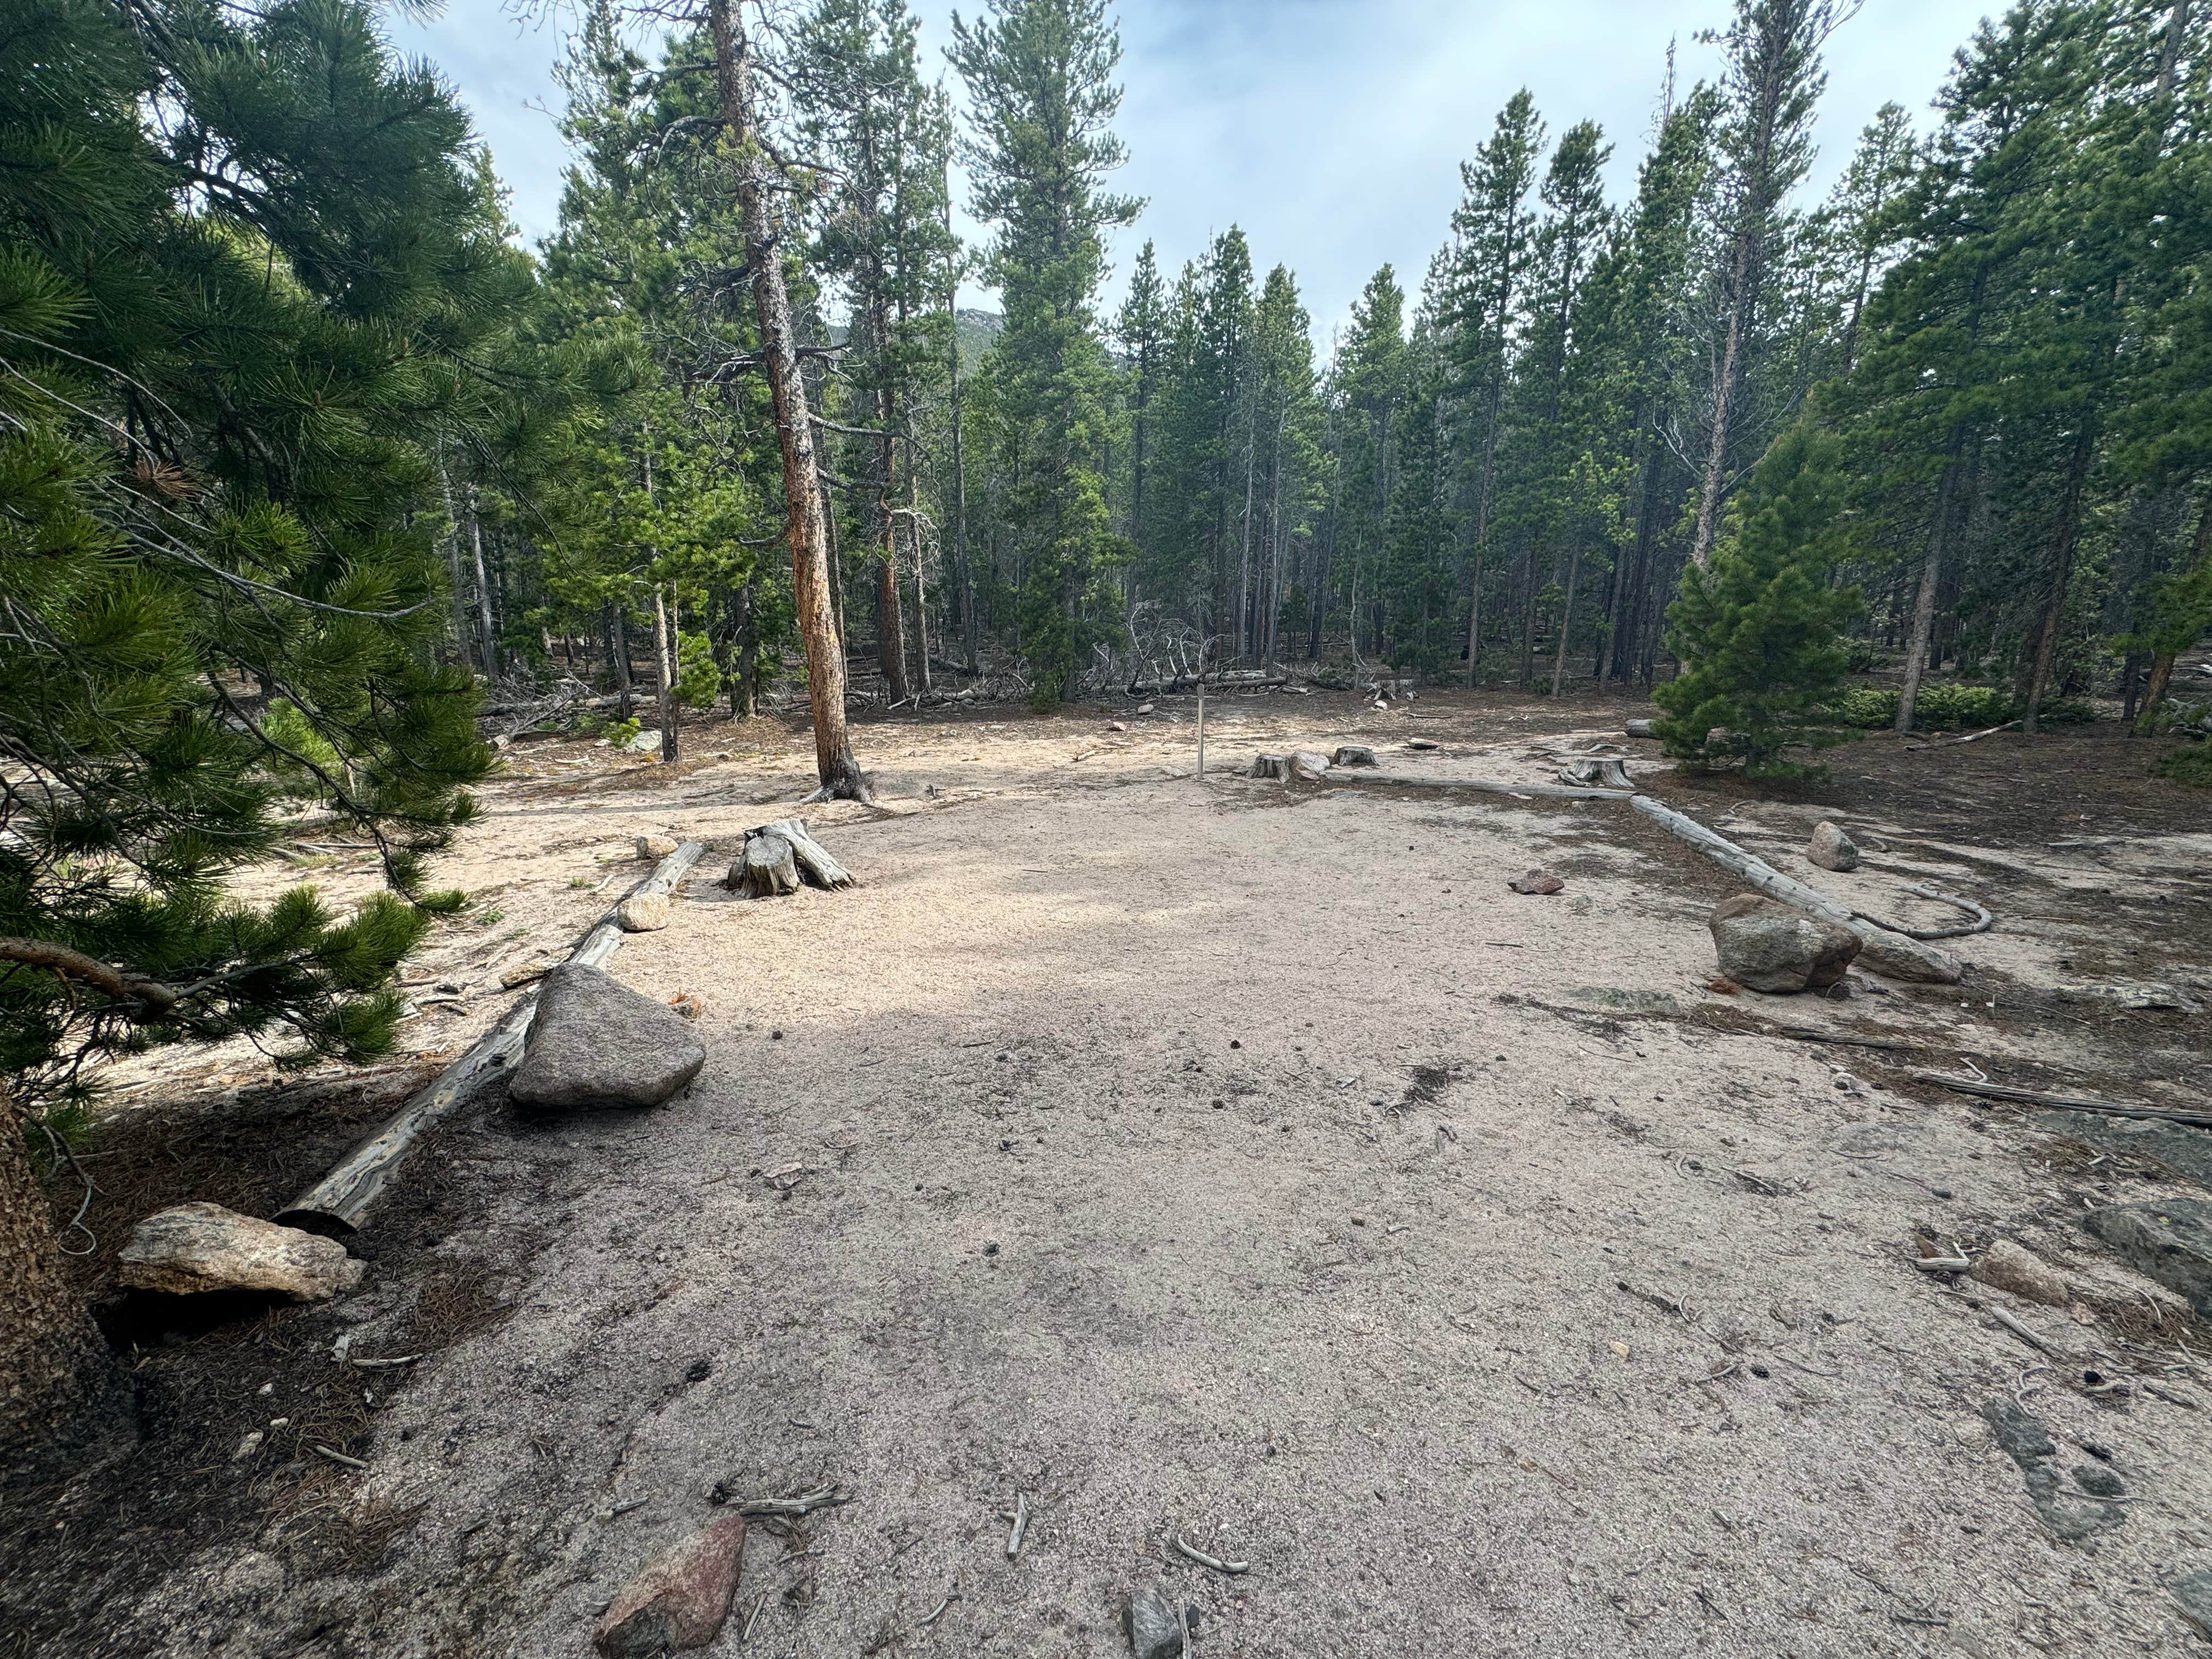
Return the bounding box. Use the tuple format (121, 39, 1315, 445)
(510, 964, 707, 1111)
(2175, 1568, 2212, 1639)
(1108, 721, 1127, 732)
(1291, 749, 1333, 781)
(1972, 1239, 2069, 1307)
(1805, 820, 1860, 872)
(118, 1203, 365, 1301)
(592, 1515, 748, 1657)
(669, 991, 704, 1020)
(1125, 1585, 1185, 1659)
(1980, 1395, 2125, 1541)
(2080, 1198, 2212, 1318)
(624, 729, 664, 755)
(1136, 702, 1155, 714)
(232, 1430, 264, 1462)
(1508, 869, 1565, 895)
(1851, 926, 1963, 985)
(1708, 894, 1860, 993)
(636, 835, 679, 860)
(1566, 986, 1681, 1017)
(1331, 744, 1378, 768)
(616, 891, 672, 933)
(499, 958, 554, 990)
(1406, 738, 1440, 751)
(2073, 1463, 2126, 1498)
(2055, 980, 2204, 1014)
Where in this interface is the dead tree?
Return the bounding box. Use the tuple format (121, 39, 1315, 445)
(708, 0, 867, 802)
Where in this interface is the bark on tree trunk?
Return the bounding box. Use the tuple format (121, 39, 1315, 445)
(732, 575, 758, 719)
(1550, 544, 1582, 697)
(1896, 447, 1962, 731)
(653, 584, 678, 764)
(469, 486, 499, 679)
(2, 1094, 130, 1480)
(874, 387, 910, 703)
(710, 0, 866, 801)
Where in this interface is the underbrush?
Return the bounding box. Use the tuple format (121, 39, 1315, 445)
(1825, 683, 2095, 730)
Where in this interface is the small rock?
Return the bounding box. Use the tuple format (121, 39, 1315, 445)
(499, 958, 554, 990)
(668, 991, 704, 1020)
(510, 964, 707, 1110)
(118, 1203, 365, 1301)
(1125, 1585, 1184, 1659)
(2073, 1463, 2125, 1498)
(1291, 749, 1332, 781)
(625, 729, 664, 755)
(2174, 1568, 2212, 1639)
(617, 892, 672, 933)
(1853, 927, 1963, 984)
(1708, 894, 1860, 993)
(1406, 738, 1440, 751)
(1508, 869, 1565, 895)
(636, 834, 679, 860)
(1106, 720, 1127, 732)
(592, 1515, 748, 1657)
(1806, 820, 1860, 871)
(1136, 702, 1155, 714)
(1972, 1239, 2069, 1307)
(232, 1430, 265, 1462)
(2081, 1198, 2212, 1318)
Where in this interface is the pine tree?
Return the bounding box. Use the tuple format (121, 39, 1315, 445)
(1654, 423, 1861, 772)
(950, 0, 1139, 703)
(3, 0, 514, 1467)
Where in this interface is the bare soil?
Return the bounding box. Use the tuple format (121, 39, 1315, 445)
(10, 686, 2212, 1658)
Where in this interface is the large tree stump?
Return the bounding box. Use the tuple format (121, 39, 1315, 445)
(1249, 753, 1291, 781)
(1331, 745, 1378, 768)
(735, 831, 801, 898)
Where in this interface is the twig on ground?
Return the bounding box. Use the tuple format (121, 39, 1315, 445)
(918, 1592, 958, 1626)
(1991, 1306, 2063, 1357)
(740, 1592, 768, 1642)
(1173, 1535, 1250, 1575)
(725, 1484, 854, 1516)
(348, 1354, 421, 1368)
(312, 1444, 368, 1470)
(2143, 1382, 2199, 1409)
(1006, 1492, 1029, 1559)
(1912, 1071, 2212, 1130)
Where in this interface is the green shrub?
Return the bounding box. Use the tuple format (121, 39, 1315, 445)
(2154, 742, 2212, 788)
(1825, 682, 2031, 731)
(675, 630, 720, 709)
(603, 716, 641, 749)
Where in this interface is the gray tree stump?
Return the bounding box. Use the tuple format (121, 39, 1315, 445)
(1331, 745, 1378, 768)
(735, 831, 801, 898)
(1249, 753, 1291, 781)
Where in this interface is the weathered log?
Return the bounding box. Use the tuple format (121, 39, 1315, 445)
(735, 831, 800, 898)
(275, 842, 706, 1235)
(1628, 795, 1963, 983)
(1249, 753, 1291, 781)
(1331, 771, 1634, 801)
(1558, 757, 1633, 789)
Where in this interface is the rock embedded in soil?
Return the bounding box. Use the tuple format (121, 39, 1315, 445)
(592, 1515, 747, 1657)
(1125, 1586, 1185, 1659)
(636, 834, 679, 860)
(2175, 1568, 2212, 1639)
(1972, 1239, 2069, 1307)
(616, 891, 672, 933)
(1805, 820, 1860, 871)
(1852, 926, 1963, 985)
(1291, 749, 1333, 781)
(118, 1201, 365, 1301)
(1508, 868, 1565, 895)
(1708, 894, 1860, 993)
(2080, 1198, 2212, 1317)
(510, 964, 706, 1111)
(1981, 1395, 2125, 1541)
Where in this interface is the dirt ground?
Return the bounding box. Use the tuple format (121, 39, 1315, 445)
(9, 685, 2212, 1658)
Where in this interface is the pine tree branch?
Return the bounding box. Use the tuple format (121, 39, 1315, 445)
(0, 938, 180, 1016)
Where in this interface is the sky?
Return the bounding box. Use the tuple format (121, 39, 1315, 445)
(391, 0, 1999, 342)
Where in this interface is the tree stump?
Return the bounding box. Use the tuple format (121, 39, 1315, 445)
(1558, 757, 1632, 789)
(730, 819, 852, 897)
(735, 831, 800, 898)
(1624, 718, 1657, 739)
(1249, 753, 1291, 781)
(1331, 745, 1378, 768)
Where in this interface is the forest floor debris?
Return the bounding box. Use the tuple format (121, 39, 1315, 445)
(11, 687, 2212, 1657)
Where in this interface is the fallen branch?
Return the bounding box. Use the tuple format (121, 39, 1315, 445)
(1990, 1306, 2063, 1357)
(1855, 884, 1992, 941)
(312, 1444, 368, 1470)
(1006, 1492, 1029, 1559)
(1327, 772, 1634, 802)
(720, 1484, 854, 1516)
(274, 842, 706, 1235)
(1173, 1535, 1250, 1575)
(1909, 1071, 2212, 1130)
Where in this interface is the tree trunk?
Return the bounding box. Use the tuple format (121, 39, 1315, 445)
(1550, 543, 1582, 697)
(2136, 494, 2212, 733)
(729, 580, 756, 718)
(2, 1094, 129, 1480)
(609, 601, 634, 721)
(1896, 446, 1962, 731)
(2022, 428, 2096, 734)
(653, 584, 678, 764)
(874, 383, 910, 703)
(709, 0, 866, 800)
(468, 486, 499, 679)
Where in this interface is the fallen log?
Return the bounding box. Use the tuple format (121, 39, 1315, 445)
(1628, 795, 1963, 983)
(1910, 1071, 2212, 1131)
(274, 841, 706, 1236)
(1328, 771, 1634, 801)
